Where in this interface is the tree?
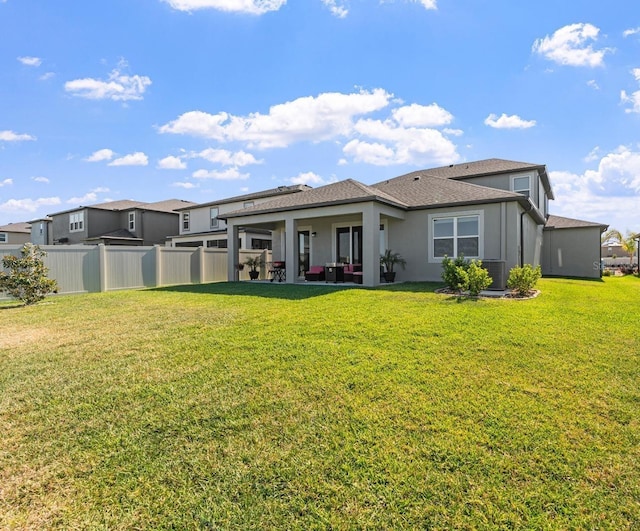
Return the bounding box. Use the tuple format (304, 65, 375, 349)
(602, 229, 637, 265)
(0, 243, 58, 305)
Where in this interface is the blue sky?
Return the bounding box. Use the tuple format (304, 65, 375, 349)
(1, 0, 639, 234)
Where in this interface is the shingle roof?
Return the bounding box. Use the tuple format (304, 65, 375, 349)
(545, 215, 608, 230)
(175, 184, 312, 211)
(90, 200, 147, 211)
(0, 222, 31, 233)
(416, 158, 544, 179)
(219, 179, 408, 219)
(49, 198, 194, 216)
(371, 171, 525, 209)
(137, 199, 197, 213)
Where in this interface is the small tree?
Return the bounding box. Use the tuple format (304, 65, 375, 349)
(602, 229, 637, 266)
(467, 260, 492, 296)
(507, 264, 541, 296)
(441, 256, 492, 295)
(0, 243, 58, 305)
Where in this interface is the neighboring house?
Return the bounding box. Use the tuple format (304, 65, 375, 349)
(29, 218, 54, 245)
(168, 185, 311, 249)
(0, 222, 31, 245)
(543, 215, 608, 277)
(218, 158, 604, 287)
(48, 199, 196, 245)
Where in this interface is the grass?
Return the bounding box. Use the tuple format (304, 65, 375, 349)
(1, 276, 639, 529)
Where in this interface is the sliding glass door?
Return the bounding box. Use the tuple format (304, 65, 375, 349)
(336, 226, 362, 264)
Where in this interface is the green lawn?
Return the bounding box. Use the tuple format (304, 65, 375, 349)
(1, 277, 639, 529)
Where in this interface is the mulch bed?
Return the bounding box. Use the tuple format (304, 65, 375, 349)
(435, 288, 540, 300)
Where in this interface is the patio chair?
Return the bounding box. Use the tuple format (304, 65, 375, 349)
(305, 266, 325, 281)
(269, 261, 286, 282)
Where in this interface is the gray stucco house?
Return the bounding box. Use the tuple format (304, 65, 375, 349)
(219, 159, 605, 287)
(47, 199, 196, 246)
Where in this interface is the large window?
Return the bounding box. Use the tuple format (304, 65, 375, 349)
(432, 214, 480, 259)
(335, 226, 362, 264)
(206, 239, 227, 248)
(210, 207, 219, 229)
(69, 212, 84, 232)
(512, 175, 530, 198)
(182, 212, 190, 232)
(0, 233, 6, 243)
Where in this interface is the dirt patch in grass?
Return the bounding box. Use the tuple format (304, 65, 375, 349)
(0, 329, 51, 350)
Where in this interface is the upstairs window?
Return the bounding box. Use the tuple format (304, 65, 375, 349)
(0, 233, 6, 243)
(512, 175, 531, 198)
(243, 201, 254, 208)
(182, 212, 190, 232)
(210, 207, 219, 229)
(128, 212, 135, 232)
(69, 212, 84, 232)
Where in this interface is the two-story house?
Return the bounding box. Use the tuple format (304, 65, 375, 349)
(168, 185, 311, 249)
(47, 199, 196, 245)
(216, 159, 607, 286)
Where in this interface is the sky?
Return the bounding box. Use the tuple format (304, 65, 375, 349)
(1, 0, 639, 234)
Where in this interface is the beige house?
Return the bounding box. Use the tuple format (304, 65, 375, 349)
(219, 159, 605, 287)
(0, 222, 31, 245)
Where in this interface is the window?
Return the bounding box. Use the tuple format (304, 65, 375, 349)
(512, 175, 530, 198)
(431, 214, 480, 260)
(69, 212, 84, 232)
(182, 212, 190, 231)
(335, 225, 362, 264)
(206, 239, 227, 248)
(128, 212, 135, 232)
(210, 207, 219, 229)
(0, 233, 6, 243)
(251, 238, 272, 250)
(243, 201, 254, 208)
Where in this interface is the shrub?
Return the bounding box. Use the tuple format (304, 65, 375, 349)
(507, 264, 541, 296)
(0, 243, 58, 305)
(467, 259, 492, 295)
(441, 255, 470, 292)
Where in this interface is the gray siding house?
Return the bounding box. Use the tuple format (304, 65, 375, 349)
(0, 222, 31, 245)
(218, 159, 604, 287)
(48, 199, 196, 245)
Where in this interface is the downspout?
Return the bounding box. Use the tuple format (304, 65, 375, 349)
(519, 200, 533, 267)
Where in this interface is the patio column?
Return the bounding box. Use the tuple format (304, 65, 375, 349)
(362, 203, 380, 287)
(227, 222, 240, 281)
(284, 217, 296, 284)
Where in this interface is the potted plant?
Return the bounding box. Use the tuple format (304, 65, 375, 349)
(244, 256, 263, 280)
(380, 249, 406, 283)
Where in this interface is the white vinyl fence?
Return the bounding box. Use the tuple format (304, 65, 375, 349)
(0, 244, 270, 300)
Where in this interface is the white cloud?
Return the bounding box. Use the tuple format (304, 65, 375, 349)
(322, 0, 348, 18)
(532, 23, 610, 67)
(192, 167, 249, 180)
(484, 113, 536, 129)
(17, 56, 42, 67)
(0, 178, 13, 187)
(412, 0, 437, 9)
(550, 146, 640, 231)
(158, 155, 187, 169)
(0, 197, 61, 214)
(159, 88, 393, 148)
(587, 79, 600, 90)
(0, 130, 36, 142)
(392, 103, 452, 127)
(65, 61, 151, 101)
(163, 0, 286, 14)
(32, 176, 50, 183)
(85, 148, 115, 162)
(584, 146, 600, 163)
(621, 68, 640, 113)
(39, 72, 55, 81)
(623, 27, 640, 38)
(66, 187, 110, 205)
(172, 181, 199, 189)
(108, 152, 149, 166)
(190, 148, 261, 166)
(290, 171, 337, 186)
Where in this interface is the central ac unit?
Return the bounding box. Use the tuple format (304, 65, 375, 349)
(482, 260, 506, 290)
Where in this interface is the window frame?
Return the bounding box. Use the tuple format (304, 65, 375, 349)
(511, 174, 531, 198)
(210, 207, 219, 229)
(128, 212, 135, 232)
(0, 232, 7, 243)
(69, 211, 85, 232)
(428, 210, 483, 263)
(182, 211, 190, 232)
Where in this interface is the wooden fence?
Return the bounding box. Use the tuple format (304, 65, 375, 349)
(0, 244, 271, 300)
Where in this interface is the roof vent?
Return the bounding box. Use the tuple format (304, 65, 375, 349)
(449, 164, 454, 168)
(413, 176, 421, 181)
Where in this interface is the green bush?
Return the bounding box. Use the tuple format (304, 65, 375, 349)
(441, 256, 493, 295)
(441, 255, 470, 292)
(507, 264, 541, 296)
(467, 259, 492, 295)
(0, 243, 58, 305)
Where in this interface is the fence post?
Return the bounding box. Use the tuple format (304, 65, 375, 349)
(198, 246, 206, 284)
(154, 245, 162, 287)
(99, 244, 108, 292)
